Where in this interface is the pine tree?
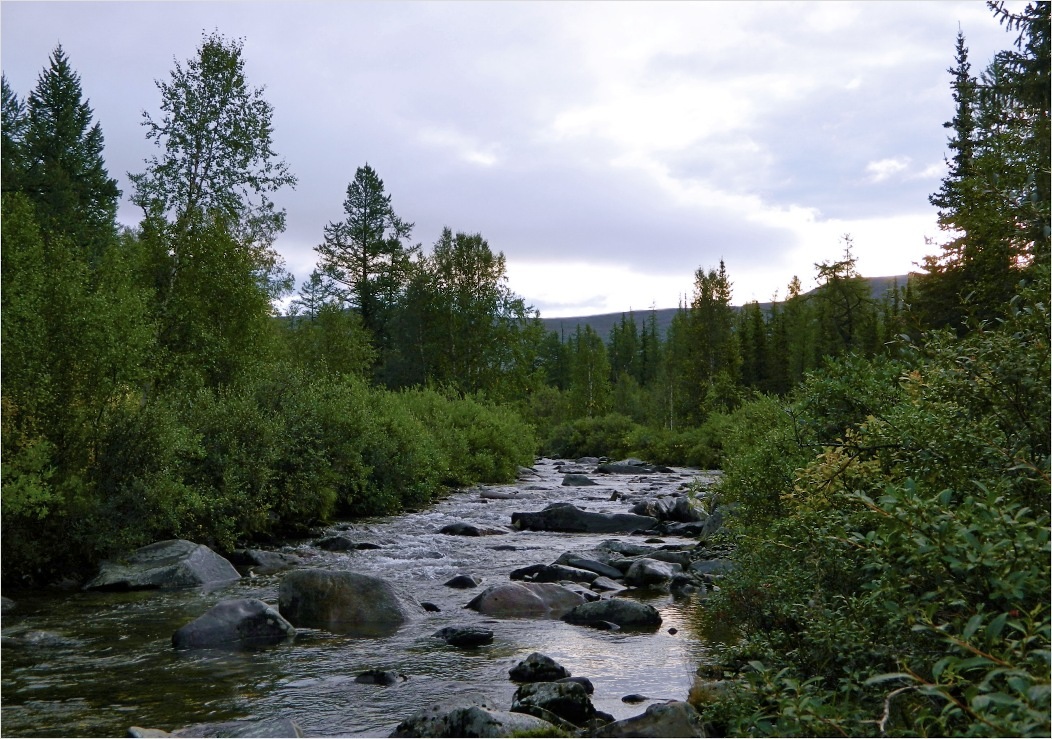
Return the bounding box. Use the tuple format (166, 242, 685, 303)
(316, 164, 417, 356)
(21, 46, 120, 260)
(2, 75, 28, 191)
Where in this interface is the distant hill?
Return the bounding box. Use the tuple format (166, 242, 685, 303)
(539, 274, 909, 339)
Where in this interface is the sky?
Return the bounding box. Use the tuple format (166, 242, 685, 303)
(0, 1, 1025, 317)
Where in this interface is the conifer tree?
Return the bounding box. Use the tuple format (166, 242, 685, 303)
(316, 164, 417, 357)
(2, 74, 28, 191)
(21, 46, 120, 260)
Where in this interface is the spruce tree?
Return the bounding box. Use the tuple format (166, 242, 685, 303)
(22, 45, 120, 260)
(316, 164, 417, 358)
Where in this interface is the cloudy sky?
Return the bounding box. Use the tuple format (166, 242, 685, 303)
(1, 1, 1022, 316)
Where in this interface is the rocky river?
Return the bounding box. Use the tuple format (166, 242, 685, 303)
(0, 458, 727, 737)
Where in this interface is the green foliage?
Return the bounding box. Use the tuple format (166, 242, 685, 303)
(695, 269, 1051, 737)
(545, 413, 637, 460)
(315, 163, 417, 352)
(129, 31, 296, 248)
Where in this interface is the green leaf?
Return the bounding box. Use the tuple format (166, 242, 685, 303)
(963, 613, 984, 640)
(986, 612, 1008, 639)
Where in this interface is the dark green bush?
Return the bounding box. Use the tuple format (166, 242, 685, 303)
(545, 413, 637, 459)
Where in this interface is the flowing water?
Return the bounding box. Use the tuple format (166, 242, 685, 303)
(1, 459, 718, 737)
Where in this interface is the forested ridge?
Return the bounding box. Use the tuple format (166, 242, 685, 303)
(2, 2, 1048, 735)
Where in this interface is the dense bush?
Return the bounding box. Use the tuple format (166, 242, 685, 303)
(1, 368, 538, 583)
(697, 271, 1051, 737)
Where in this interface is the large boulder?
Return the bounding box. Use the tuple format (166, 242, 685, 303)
(278, 569, 411, 636)
(509, 652, 571, 682)
(84, 540, 240, 591)
(562, 598, 662, 629)
(172, 599, 295, 650)
(512, 504, 658, 535)
(591, 700, 707, 737)
(390, 700, 559, 738)
(466, 582, 587, 619)
(511, 681, 596, 726)
(624, 558, 683, 587)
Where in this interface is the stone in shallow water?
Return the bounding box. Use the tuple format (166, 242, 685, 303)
(278, 568, 411, 636)
(592, 701, 707, 738)
(562, 598, 662, 629)
(433, 626, 494, 648)
(172, 598, 295, 650)
(509, 652, 571, 682)
(443, 574, 482, 589)
(84, 540, 240, 591)
(466, 582, 586, 619)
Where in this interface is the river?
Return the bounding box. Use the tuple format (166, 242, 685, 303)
(1, 458, 718, 737)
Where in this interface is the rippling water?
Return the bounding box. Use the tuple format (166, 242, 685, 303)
(1, 459, 717, 737)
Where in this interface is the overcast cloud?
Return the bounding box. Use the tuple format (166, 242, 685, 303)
(1, 1, 1022, 315)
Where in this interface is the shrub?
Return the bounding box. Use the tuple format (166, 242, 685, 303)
(696, 271, 1051, 737)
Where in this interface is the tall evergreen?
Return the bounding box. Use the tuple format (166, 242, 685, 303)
(2, 74, 28, 191)
(316, 164, 417, 359)
(22, 45, 120, 259)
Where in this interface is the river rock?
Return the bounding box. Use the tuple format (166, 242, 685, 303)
(84, 540, 240, 591)
(433, 626, 494, 647)
(510, 563, 598, 584)
(315, 535, 367, 551)
(591, 700, 707, 737)
(438, 522, 509, 537)
(355, 669, 401, 685)
(562, 598, 662, 629)
(511, 503, 657, 534)
(589, 576, 626, 593)
(509, 652, 571, 682)
(443, 574, 482, 589)
(1, 596, 15, 613)
(562, 474, 599, 487)
(553, 553, 623, 580)
(660, 521, 709, 537)
(595, 461, 654, 475)
(227, 549, 303, 574)
(629, 499, 674, 519)
(559, 582, 602, 602)
(278, 569, 411, 636)
(466, 582, 587, 619)
(598, 540, 655, 557)
(558, 676, 595, 694)
(172, 598, 295, 650)
(669, 496, 706, 522)
(690, 558, 736, 576)
(390, 700, 559, 738)
(511, 680, 596, 726)
(624, 558, 683, 587)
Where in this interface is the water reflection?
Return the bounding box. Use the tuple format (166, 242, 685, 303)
(1, 460, 715, 737)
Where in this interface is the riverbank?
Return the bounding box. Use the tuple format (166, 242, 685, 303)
(1, 458, 725, 737)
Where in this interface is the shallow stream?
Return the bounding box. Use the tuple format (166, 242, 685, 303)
(1, 458, 717, 737)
